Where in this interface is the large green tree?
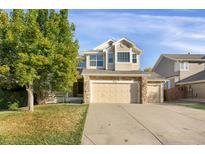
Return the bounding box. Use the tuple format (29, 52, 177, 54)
(0, 9, 79, 111)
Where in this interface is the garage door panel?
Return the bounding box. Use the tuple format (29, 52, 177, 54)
(147, 84, 160, 103)
(91, 82, 139, 104)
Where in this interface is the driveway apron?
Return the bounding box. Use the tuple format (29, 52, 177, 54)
(82, 103, 205, 145)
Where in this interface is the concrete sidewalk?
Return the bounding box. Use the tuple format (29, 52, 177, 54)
(82, 103, 205, 145)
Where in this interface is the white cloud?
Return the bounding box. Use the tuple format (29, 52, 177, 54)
(70, 11, 205, 53)
(161, 41, 205, 53)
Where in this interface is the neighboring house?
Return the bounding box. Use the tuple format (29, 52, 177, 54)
(153, 54, 205, 89)
(78, 38, 166, 104)
(176, 70, 205, 98)
(153, 54, 205, 99)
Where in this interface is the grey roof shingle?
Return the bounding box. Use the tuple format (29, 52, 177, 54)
(81, 69, 166, 81)
(177, 70, 205, 84)
(147, 72, 166, 80)
(163, 54, 205, 61)
(81, 69, 148, 76)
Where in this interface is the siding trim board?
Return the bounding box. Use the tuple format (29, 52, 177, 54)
(176, 80, 205, 85)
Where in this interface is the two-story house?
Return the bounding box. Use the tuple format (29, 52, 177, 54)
(153, 54, 205, 98)
(78, 38, 165, 104)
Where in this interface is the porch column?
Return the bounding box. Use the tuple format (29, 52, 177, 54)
(140, 77, 147, 104)
(83, 76, 90, 104)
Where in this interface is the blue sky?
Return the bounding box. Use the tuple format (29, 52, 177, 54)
(69, 9, 205, 69)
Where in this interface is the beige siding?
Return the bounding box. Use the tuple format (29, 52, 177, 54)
(191, 83, 205, 98)
(115, 43, 140, 71)
(154, 57, 179, 78)
(85, 41, 141, 71)
(115, 63, 133, 71)
(108, 64, 115, 70)
(115, 62, 140, 71)
(132, 63, 140, 70)
(180, 63, 205, 80)
(116, 43, 130, 51)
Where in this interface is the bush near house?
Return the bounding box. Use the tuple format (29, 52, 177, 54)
(0, 104, 88, 144)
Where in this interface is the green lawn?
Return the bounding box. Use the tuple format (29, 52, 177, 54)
(178, 102, 205, 111)
(0, 103, 88, 145)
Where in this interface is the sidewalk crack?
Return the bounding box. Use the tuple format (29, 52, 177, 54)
(118, 105, 164, 145)
(83, 134, 96, 145)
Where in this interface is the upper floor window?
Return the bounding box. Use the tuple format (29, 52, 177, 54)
(78, 61, 86, 68)
(132, 54, 137, 63)
(180, 62, 189, 71)
(117, 52, 130, 62)
(108, 52, 113, 63)
(90, 54, 104, 67)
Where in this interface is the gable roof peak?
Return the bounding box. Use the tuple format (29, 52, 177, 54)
(94, 39, 115, 50)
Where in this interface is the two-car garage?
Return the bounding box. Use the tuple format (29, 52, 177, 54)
(90, 80, 140, 104)
(82, 69, 165, 104)
(89, 80, 163, 104)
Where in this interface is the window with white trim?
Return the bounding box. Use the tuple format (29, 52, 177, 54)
(132, 54, 137, 63)
(117, 52, 130, 62)
(108, 52, 113, 63)
(180, 62, 189, 71)
(89, 54, 104, 67)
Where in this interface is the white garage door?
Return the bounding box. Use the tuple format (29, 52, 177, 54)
(192, 83, 205, 98)
(91, 81, 139, 103)
(147, 84, 161, 103)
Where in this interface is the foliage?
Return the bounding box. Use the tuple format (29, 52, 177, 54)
(0, 104, 88, 144)
(8, 101, 19, 111)
(0, 9, 79, 109)
(178, 103, 205, 111)
(144, 67, 153, 72)
(0, 88, 27, 110)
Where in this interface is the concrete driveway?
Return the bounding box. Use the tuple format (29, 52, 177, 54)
(82, 103, 205, 145)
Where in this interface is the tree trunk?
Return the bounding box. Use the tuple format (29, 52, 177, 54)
(26, 84, 34, 112)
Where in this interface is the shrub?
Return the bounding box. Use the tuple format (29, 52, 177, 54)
(0, 87, 27, 110)
(8, 102, 19, 111)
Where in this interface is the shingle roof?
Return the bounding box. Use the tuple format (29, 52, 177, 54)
(81, 69, 166, 81)
(147, 72, 166, 80)
(177, 70, 205, 85)
(81, 69, 149, 76)
(163, 54, 205, 61)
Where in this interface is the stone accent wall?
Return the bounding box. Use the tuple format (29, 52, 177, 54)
(140, 77, 147, 104)
(83, 76, 90, 103)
